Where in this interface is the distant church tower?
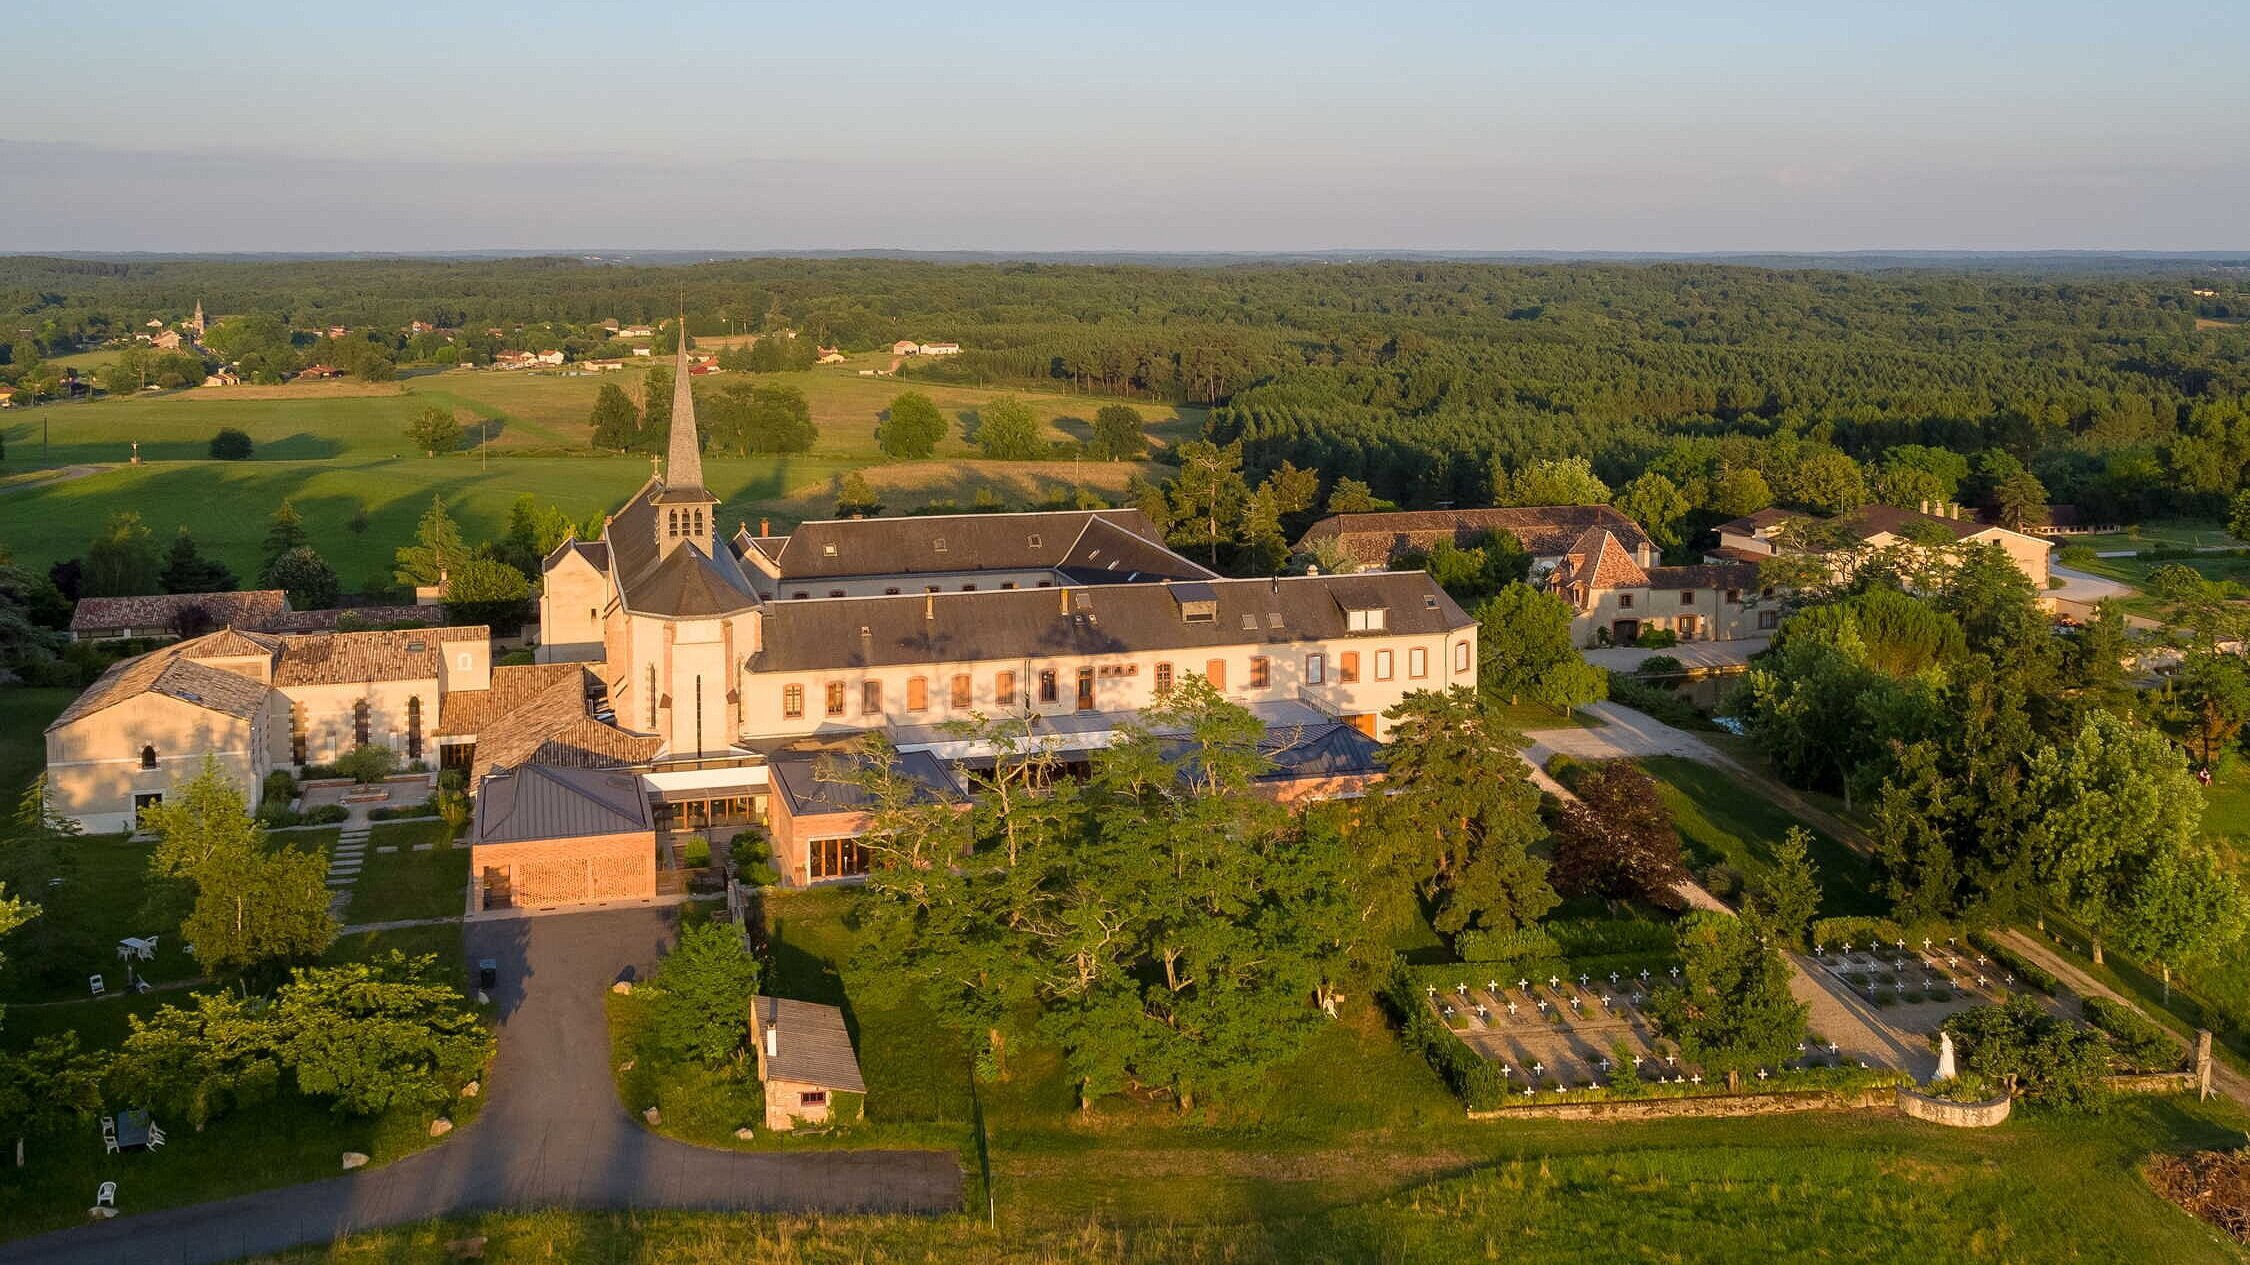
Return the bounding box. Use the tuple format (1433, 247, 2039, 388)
(188, 301, 206, 339)
(651, 318, 717, 558)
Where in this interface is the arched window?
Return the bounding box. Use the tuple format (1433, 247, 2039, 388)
(692, 508, 704, 536)
(139, 745, 158, 770)
(667, 509, 679, 538)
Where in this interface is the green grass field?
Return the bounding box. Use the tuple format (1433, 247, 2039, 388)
(346, 822, 469, 924)
(0, 365, 1201, 583)
(1638, 755, 1886, 916)
(0, 687, 73, 802)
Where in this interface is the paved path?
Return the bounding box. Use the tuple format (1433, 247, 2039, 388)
(2049, 563, 2135, 605)
(0, 908, 961, 1265)
(0, 464, 108, 495)
(1997, 929, 2248, 1112)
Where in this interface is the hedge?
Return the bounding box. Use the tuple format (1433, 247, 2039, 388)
(1458, 927, 1561, 963)
(1381, 959, 1505, 1109)
(1548, 916, 1677, 958)
(1476, 1063, 1908, 1108)
(2082, 996, 2181, 1072)
(1968, 932, 2059, 995)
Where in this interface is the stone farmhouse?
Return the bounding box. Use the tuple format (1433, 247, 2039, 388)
(1712, 504, 2051, 593)
(68, 590, 438, 642)
(1292, 507, 1767, 647)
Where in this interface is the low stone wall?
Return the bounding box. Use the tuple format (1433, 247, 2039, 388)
(1468, 1086, 1895, 1122)
(2108, 1071, 2199, 1095)
(1895, 1087, 2012, 1128)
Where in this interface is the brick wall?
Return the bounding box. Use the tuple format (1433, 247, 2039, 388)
(471, 830, 656, 908)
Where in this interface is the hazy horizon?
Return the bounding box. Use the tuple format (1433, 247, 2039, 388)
(7, 0, 2248, 254)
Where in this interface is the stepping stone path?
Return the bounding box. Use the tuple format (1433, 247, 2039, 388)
(326, 823, 372, 916)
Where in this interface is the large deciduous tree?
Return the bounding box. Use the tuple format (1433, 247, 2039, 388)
(973, 396, 1045, 460)
(276, 952, 491, 1115)
(83, 510, 162, 597)
(1088, 404, 1147, 460)
(589, 381, 640, 452)
(1474, 582, 1607, 712)
(1551, 760, 1688, 907)
(406, 405, 463, 457)
(879, 391, 948, 459)
(1647, 911, 1807, 1086)
(649, 919, 763, 1066)
(145, 761, 336, 980)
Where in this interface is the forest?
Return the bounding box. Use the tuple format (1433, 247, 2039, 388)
(4, 254, 2248, 527)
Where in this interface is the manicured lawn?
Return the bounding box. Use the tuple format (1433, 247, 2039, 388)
(2071, 519, 2241, 552)
(2068, 549, 2250, 590)
(243, 1098, 2250, 1264)
(0, 367, 1194, 582)
(1489, 699, 1600, 732)
(346, 822, 470, 924)
(1638, 756, 1885, 916)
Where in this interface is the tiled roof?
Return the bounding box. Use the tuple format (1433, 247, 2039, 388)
(749, 572, 1473, 675)
(751, 510, 1199, 582)
(474, 763, 652, 845)
(458, 663, 658, 783)
(258, 605, 440, 634)
(269, 626, 487, 687)
(49, 634, 276, 730)
(1553, 530, 1649, 591)
(1713, 507, 1799, 536)
(69, 590, 290, 634)
(752, 996, 866, 1093)
(1294, 507, 1656, 568)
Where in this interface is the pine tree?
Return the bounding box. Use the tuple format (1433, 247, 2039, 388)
(159, 528, 238, 594)
(261, 501, 308, 573)
(393, 495, 468, 587)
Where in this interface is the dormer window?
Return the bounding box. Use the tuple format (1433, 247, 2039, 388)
(1027, 533, 1043, 548)
(1345, 607, 1388, 632)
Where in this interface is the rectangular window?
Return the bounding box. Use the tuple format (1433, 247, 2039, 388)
(1249, 655, 1270, 689)
(1408, 647, 1427, 679)
(1618, 594, 1635, 610)
(825, 682, 847, 717)
(1375, 649, 1394, 681)
(783, 684, 804, 719)
(1306, 652, 1325, 685)
(1339, 652, 1360, 684)
(906, 677, 928, 712)
(799, 1090, 828, 1108)
(1076, 667, 1096, 710)
(1680, 590, 1696, 605)
(1154, 662, 1173, 694)
(996, 671, 1015, 706)
(1039, 670, 1057, 703)
(861, 680, 882, 715)
(1758, 609, 1780, 630)
(1454, 642, 1471, 673)
(1725, 589, 1741, 605)
(951, 674, 972, 708)
(808, 837, 869, 880)
(1346, 607, 1388, 632)
(1204, 659, 1226, 691)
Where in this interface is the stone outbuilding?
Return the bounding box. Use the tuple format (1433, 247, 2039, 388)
(748, 995, 866, 1131)
(470, 763, 657, 910)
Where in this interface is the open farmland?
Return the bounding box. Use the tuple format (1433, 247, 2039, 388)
(0, 360, 1196, 582)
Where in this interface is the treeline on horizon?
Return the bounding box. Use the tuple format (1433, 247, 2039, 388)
(5, 254, 2249, 522)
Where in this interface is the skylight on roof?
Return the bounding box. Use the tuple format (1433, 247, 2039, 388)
(934, 538, 948, 552)
(822, 542, 838, 557)
(1028, 534, 1043, 548)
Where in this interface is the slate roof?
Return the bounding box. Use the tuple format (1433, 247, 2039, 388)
(49, 633, 277, 730)
(768, 747, 963, 817)
(269, 626, 488, 687)
(751, 996, 866, 1093)
(599, 476, 761, 618)
(69, 590, 291, 634)
(473, 763, 652, 845)
(749, 573, 1472, 675)
(1157, 720, 1384, 785)
(1645, 562, 1763, 591)
(1294, 507, 1656, 568)
(746, 509, 1204, 583)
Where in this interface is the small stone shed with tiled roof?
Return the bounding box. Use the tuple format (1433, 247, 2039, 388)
(470, 764, 657, 911)
(749, 995, 866, 1131)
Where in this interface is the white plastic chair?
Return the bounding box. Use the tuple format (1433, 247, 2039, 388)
(94, 1181, 116, 1208)
(140, 935, 159, 960)
(88, 974, 104, 998)
(101, 1117, 118, 1155)
(146, 1123, 166, 1149)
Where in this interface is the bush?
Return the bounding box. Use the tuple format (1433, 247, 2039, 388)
(729, 828, 780, 886)
(368, 798, 438, 821)
(255, 801, 300, 827)
(1635, 654, 1685, 677)
(1547, 916, 1677, 958)
(680, 834, 712, 868)
(301, 804, 350, 825)
(332, 744, 398, 784)
(1604, 670, 1716, 730)
(208, 427, 254, 460)
(438, 768, 468, 793)
(1381, 959, 1505, 1110)
(1968, 931, 2060, 995)
(2082, 996, 2180, 1071)
(1634, 626, 1679, 649)
(1458, 926, 1561, 963)
(1542, 752, 1588, 788)
(2058, 544, 2097, 566)
(1810, 916, 1907, 951)
(261, 769, 298, 804)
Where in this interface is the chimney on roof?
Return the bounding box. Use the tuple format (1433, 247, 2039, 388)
(924, 592, 934, 621)
(764, 1014, 777, 1059)
(759, 518, 770, 536)
(1059, 586, 1070, 616)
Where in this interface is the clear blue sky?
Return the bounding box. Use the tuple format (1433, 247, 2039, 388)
(4, 0, 2246, 252)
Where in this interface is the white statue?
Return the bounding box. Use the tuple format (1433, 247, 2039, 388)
(1933, 1030, 1958, 1082)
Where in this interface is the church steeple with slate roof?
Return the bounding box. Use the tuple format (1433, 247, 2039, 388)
(652, 311, 718, 559)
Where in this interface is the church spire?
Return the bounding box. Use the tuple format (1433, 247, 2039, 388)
(665, 310, 704, 492)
